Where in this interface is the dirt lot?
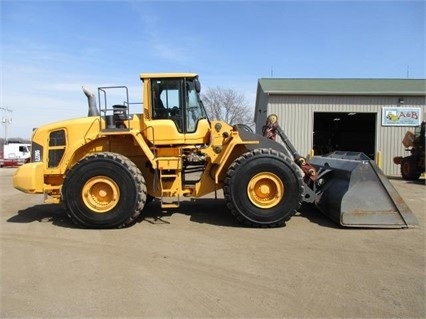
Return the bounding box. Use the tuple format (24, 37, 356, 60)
(0, 167, 425, 318)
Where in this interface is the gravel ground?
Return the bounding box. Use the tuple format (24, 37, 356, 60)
(0, 167, 425, 318)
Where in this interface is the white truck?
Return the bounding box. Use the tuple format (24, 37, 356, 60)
(1, 143, 31, 167)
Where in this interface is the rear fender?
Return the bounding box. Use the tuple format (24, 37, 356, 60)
(67, 132, 156, 170)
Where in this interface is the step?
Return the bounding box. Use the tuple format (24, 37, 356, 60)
(161, 201, 180, 209)
(161, 174, 178, 179)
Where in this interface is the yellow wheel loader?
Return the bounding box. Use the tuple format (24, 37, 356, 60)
(13, 73, 418, 229)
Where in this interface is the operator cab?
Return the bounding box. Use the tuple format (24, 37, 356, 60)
(142, 73, 211, 145)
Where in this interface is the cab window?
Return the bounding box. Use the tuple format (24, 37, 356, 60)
(151, 78, 207, 133)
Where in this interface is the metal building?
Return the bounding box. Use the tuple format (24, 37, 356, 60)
(254, 78, 425, 176)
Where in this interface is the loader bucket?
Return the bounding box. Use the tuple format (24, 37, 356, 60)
(309, 151, 418, 228)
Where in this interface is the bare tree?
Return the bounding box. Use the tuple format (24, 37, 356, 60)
(201, 87, 253, 126)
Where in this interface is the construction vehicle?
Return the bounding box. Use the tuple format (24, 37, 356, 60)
(393, 121, 425, 181)
(12, 73, 418, 229)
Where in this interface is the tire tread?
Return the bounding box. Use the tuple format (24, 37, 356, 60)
(63, 152, 146, 229)
(224, 148, 303, 228)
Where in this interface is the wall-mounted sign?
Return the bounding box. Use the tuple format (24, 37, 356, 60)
(382, 107, 422, 126)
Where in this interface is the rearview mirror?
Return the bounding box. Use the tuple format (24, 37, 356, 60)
(194, 78, 201, 93)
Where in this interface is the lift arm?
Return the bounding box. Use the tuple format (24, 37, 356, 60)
(262, 114, 317, 181)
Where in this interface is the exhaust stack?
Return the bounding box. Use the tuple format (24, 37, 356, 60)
(82, 86, 100, 116)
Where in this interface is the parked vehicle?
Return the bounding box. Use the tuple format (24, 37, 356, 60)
(2, 143, 31, 166)
(393, 121, 425, 180)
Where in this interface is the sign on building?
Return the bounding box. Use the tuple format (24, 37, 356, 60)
(381, 107, 422, 126)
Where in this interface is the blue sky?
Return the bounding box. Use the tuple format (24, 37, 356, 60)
(1, 0, 425, 139)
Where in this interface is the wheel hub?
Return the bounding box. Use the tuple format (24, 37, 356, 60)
(247, 172, 284, 209)
(82, 176, 120, 213)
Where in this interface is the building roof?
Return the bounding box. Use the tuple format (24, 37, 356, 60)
(258, 78, 426, 96)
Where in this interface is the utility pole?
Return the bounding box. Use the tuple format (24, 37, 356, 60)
(0, 107, 13, 143)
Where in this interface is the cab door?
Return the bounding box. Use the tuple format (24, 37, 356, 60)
(143, 77, 210, 146)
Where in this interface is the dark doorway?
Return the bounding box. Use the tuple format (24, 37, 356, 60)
(313, 112, 376, 159)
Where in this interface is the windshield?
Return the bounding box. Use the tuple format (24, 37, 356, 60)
(151, 77, 208, 133)
(185, 79, 208, 132)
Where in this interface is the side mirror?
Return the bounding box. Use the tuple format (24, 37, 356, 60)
(194, 78, 201, 93)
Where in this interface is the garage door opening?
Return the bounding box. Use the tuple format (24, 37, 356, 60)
(313, 112, 376, 159)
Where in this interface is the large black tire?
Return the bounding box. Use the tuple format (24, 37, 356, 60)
(62, 152, 147, 228)
(224, 149, 304, 227)
(400, 156, 421, 181)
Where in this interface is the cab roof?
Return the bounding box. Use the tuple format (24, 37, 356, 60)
(140, 73, 198, 80)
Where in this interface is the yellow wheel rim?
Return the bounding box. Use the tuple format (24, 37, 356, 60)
(82, 176, 120, 213)
(247, 172, 284, 209)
